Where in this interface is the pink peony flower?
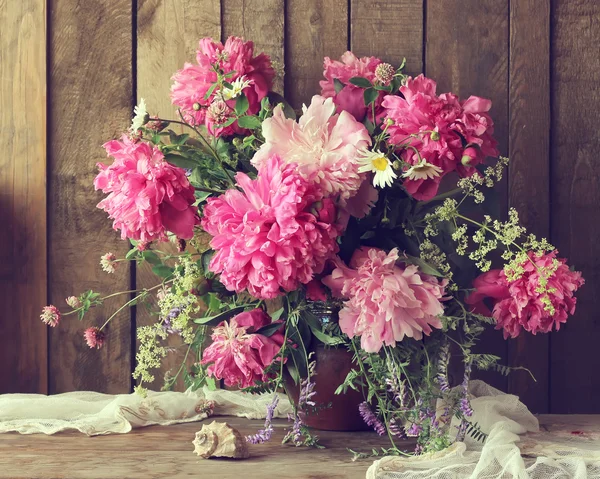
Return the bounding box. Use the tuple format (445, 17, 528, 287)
(84, 327, 105, 349)
(201, 155, 342, 299)
(95, 136, 199, 242)
(382, 75, 498, 200)
(466, 251, 584, 339)
(40, 305, 61, 327)
(201, 309, 284, 388)
(252, 95, 371, 202)
(170, 36, 274, 133)
(320, 52, 384, 121)
(323, 248, 447, 353)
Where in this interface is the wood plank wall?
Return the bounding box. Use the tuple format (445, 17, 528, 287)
(1, 0, 599, 414)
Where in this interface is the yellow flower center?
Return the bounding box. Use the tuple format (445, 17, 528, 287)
(372, 156, 389, 171)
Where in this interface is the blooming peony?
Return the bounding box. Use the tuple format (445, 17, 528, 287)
(382, 74, 498, 200)
(95, 136, 199, 242)
(252, 95, 371, 202)
(201, 309, 284, 388)
(320, 52, 383, 121)
(323, 248, 447, 353)
(466, 251, 584, 338)
(171, 36, 274, 133)
(201, 155, 342, 299)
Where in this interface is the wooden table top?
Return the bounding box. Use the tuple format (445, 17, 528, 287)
(0, 415, 598, 479)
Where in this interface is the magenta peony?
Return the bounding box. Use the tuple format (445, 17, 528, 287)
(95, 135, 199, 242)
(201, 309, 284, 388)
(382, 74, 498, 200)
(466, 251, 584, 339)
(201, 155, 342, 299)
(252, 95, 371, 202)
(170, 36, 274, 133)
(323, 248, 447, 353)
(320, 52, 383, 121)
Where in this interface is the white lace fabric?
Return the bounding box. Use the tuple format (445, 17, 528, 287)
(1, 381, 599, 478)
(368, 381, 600, 479)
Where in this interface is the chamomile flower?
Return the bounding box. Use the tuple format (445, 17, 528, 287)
(221, 76, 253, 101)
(357, 149, 398, 188)
(402, 159, 443, 181)
(130, 98, 148, 132)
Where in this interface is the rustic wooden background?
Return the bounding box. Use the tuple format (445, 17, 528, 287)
(1, 0, 598, 414)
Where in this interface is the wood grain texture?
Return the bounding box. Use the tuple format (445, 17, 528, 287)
(48, 0, 133, 393)
(0, 418, 400, 479)
(0, 415, 594, 478)
(351, 0, 423, 75)
(508, 0, 551, 413)
(426, 0, 510, 392)
(0, 0, 47, 393)
(136, 0, 221, 390)
(286, 0, 348, 109)
(550, 0, 600, 413)
(222, 0, 285, 94)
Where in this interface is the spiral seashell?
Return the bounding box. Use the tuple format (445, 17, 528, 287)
(192, 421, 250, 459)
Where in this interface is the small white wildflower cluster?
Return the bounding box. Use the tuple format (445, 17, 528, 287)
(419, 239, 453, 284)
(457, 156, 509, 204)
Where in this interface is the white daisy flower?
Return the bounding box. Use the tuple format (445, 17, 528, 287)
(402, 159, 444, 181)
(357, 149, 398, 188)
(221, 76, 253, 101)
(130, 98, 148, 132)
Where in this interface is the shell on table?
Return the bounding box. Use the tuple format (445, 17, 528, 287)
(192, 421, 250, 459)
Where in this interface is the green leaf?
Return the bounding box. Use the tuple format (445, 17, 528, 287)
(270, 307, 285, 321)
(219, 117, 236, 128)
(141, 251, 161, 265)
(404, 255, 444, 277)
(333, 78, 345, 94)
(349, 76, 373, 88)
(126, 248, 139, 260)
(397, 57, 407, 72)
(207, 293, 222, 312)
(301, 310, 345, 345)
(363, 88, 379, 106)
(266, 92, 296, 119)
(152, 264, 174, 279)
(163, 154, 198, 169)
(193, 304, 248, 326)
(237, 115, 261, 129)
(255, 321, 283, 337)
(234, 94, 249, 116)
(205, 376, 217, 391)
(362, 118, 375, 135)
(203, 82, 218, 100)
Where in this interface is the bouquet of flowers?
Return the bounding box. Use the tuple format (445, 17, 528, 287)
(42, 36, 584, 455)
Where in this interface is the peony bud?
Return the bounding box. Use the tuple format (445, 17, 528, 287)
(461, 147, 478, 167)
(192, 102, 201, 111)
(430, 130, 440, 141)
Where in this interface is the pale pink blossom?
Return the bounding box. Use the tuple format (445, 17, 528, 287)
(171, 36, 274, 133)
(466, 251, 584, 338)
(323, 248, 447, 353)
(201, 309, 284, 388)
(66, 296, 82, 309)
(252, 95, 371, 202)
(320, 52, 384, 121)
(382, 75, 498, 200)
(201, 155, 341, 299)
(84, 327, 105, 349)
(40, 305, 61, 327)
(95, 136, 199, 242)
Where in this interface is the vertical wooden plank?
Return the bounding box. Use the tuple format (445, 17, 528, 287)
(222, 0, 285, 94)
(136, 0, 220, 390)
(48, 0, 133, 393)
(508, 0, 550, 413)
(427, 0, 510, 392)
(351, 0, 423, 75)
(286, 0, 348, 109)
(550, 0, 600, 413)
(0, 0, 47, 393)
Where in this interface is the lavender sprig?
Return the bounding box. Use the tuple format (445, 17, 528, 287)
(437, 343, 450, 392)
(358, 402, 386, 436)
(459, 359, 473, 417)
(246, 394, 279, 444)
